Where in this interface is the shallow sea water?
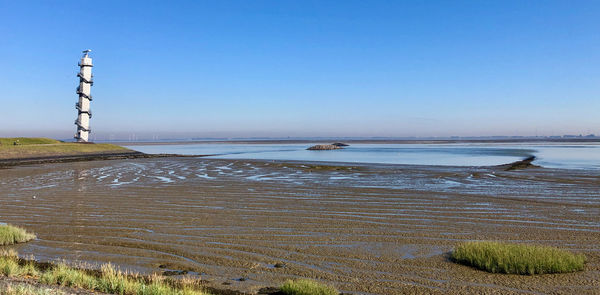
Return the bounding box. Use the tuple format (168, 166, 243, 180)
(125, 142, 600, 170)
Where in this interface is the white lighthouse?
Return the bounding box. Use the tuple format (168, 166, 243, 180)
(74, 50, 93, 142)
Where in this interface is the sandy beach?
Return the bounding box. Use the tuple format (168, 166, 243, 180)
(1, 157, 598, 294)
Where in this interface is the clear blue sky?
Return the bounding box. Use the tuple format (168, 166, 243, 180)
(1, 0, 599, 140)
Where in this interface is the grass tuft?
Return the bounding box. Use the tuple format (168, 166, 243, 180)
(451, 241, 585, 275)
(1, 256, 21, 277)
(0, 254, 37, 277)
(280, 279, 338, 295)
(0, 224, 36, 246)
(40, 263, 97, 289)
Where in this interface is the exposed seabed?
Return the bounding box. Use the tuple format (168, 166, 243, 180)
(1, 158, 599, 294)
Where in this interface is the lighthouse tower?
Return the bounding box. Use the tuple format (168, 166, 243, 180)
(74, 50, 93, 142)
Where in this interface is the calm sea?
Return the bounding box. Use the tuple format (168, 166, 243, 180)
(124, 142, 600, 170)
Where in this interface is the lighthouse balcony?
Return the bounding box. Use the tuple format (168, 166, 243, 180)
(77, 73, 94, 85)
(76, 87, 93, 101)
(74, 120, 91, 132)
(75, 103, 92, 117)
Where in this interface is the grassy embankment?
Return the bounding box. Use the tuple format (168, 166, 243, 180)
(451, 241, 585, 275)
(0, 224, 36, 246)
(0, 138, 61, 145)
(0, 137, 132, 160)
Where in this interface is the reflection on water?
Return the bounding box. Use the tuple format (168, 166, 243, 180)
(125, 143, 600, 169)
(74, 166, 90, 192)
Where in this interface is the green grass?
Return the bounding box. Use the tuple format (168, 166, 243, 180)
(280, 279, 338, 295)
(0, 137, 132, 160)
(0, 138, 61, 146)
(0, 252, 209, 295)
(0, 224, 36, 246)
(451, 241, 585, 275)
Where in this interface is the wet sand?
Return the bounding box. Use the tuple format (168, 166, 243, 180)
(1, 158, 599, 294)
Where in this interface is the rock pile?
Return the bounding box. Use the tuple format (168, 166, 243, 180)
(307, 144, 343, 150)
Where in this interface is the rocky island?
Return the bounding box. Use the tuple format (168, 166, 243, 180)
(307, 144, 343, 150)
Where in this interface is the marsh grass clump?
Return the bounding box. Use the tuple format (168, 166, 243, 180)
(0, 251, 209, 295)
(40, 263, 97, 289)
(0, 253, 38, 277)
(0, 224, 36, 245)
(41, 263, 205, 295)
(451, 241, 585, 275)
(280, 279, 338, 295)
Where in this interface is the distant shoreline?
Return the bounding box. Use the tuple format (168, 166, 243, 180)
(117, 138, 600, 146)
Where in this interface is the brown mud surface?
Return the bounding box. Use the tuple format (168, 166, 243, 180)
(0, 158, 599, 294)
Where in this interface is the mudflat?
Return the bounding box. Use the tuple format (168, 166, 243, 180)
(1, 158, 598, 294)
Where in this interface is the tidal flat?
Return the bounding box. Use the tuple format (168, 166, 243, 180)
(1, 158, 599, 294)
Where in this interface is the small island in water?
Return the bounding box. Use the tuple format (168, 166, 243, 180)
(307, 143, 349, 150)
